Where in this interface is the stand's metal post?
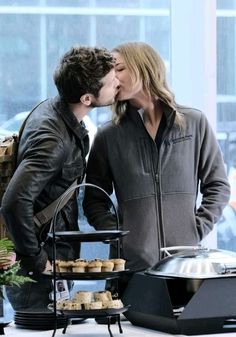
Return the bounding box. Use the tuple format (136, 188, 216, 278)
(107, 316, 114, 337)
(117, 314, 123, 334)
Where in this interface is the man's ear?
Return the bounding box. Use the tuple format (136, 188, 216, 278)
(80, 93, 93, 106)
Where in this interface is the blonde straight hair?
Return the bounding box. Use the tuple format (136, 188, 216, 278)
(112, 42, 183, 127)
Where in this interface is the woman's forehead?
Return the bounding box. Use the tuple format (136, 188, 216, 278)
(112, 52, 124, 63)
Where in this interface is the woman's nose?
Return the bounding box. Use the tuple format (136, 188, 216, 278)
(115, 77, 120, 87)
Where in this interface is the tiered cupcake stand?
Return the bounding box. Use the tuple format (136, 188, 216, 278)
(45, 183, 129, 337)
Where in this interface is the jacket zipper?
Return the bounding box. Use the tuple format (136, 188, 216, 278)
(152, 142, 165, 257)
(155, 144, 166, 255)
(139, 109, 176, 260)
(139, 118, 164, 259)
(156, 111, 176, 255)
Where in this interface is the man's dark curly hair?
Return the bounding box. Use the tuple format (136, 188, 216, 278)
(54, 45, 115, 103)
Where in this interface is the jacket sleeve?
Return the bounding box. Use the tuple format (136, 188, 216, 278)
(1, 134, 66, 274)
(83, 129, 117, 230)
(196, 113, 231, 239)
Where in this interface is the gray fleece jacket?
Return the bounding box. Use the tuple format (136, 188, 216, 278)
(83, 102, 230, 272)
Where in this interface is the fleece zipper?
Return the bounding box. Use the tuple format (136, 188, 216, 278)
(138, 116, 164, 260)
(154, 108, 177, 256)
(136, 105, 176, 260)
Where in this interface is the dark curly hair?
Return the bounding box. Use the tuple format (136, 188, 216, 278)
(54, 45, 115, 103)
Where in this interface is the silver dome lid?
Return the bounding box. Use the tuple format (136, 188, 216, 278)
(146, 246, 236, 279)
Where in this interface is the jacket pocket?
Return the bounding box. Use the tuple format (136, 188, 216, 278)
(62, 162, 84, 180)
(161, 134, 195, 193)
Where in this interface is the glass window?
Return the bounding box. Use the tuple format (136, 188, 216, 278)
(0, 1, 170, 126)
(0, 14, 41, 119)
(217, 0, 236, 251)
(46, 14, 92, 97)
(217, 0, 236, 10)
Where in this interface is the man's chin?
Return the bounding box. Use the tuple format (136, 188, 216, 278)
(91, 101, 114, 108)
(115, 93, 124, 102)
(115, 91, 129, 102)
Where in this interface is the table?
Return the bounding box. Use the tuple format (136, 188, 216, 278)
(2, 319, 236, 337)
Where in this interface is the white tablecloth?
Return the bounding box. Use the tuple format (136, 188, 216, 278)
(2, 319, 236, 337)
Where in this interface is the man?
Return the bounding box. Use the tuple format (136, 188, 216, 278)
(1, 45, 119, 310)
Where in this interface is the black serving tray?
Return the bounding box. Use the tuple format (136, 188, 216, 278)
(47, 230, 129, 242)
(53, 305, 130, 318)
(43, 270, 129, 280)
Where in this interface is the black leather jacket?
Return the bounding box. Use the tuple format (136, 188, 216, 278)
(1, 96, 89, 274)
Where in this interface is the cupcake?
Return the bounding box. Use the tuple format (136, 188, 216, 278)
(56, 300, 65, 310)
(84, 301, 103, 310)
(63, 300, 74, 310)
(87, 259, 103, 272)
(72, 259, 88, 273)
(75, 291, 93, 303)
(94, 290, 112, 303)
(90, 301, 103, 309)
(52, 259, 61, 272)
(101, 260, 114, 272)
(71, 301, 82, 310)
(112, 259, 126, 271)
(106, 299, 123, 309)
(58, 260, 71, 272)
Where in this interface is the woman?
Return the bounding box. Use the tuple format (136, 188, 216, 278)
(83, 41, 230, 295)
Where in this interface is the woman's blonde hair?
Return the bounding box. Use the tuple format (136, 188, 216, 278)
(112, 42, 182, 126)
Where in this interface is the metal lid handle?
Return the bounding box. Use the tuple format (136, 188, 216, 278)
(160, 245, 207, 256)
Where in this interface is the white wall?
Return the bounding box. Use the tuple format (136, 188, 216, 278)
(170, 0, 217, 247)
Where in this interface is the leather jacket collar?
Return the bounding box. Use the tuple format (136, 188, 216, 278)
(52, 96, 88, 140)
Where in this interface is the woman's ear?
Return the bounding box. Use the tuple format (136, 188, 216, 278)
(80, 93, 93, 106)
